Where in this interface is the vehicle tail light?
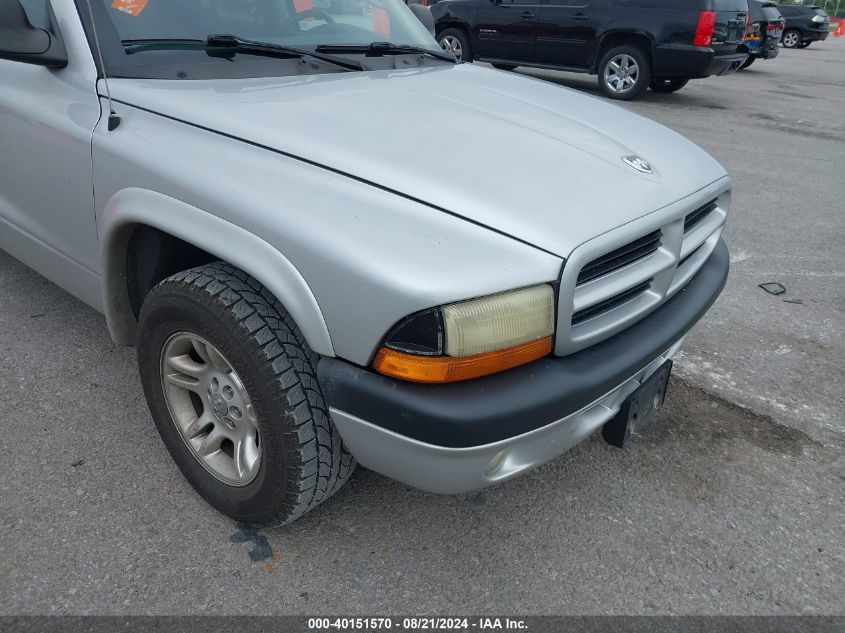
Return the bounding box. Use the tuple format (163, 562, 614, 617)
(745, 13, 751, 37)
(694, 11, 717, 47)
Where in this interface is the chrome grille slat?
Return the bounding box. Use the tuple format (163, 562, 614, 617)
(680, 208, 724, 260)
(576, 230, 662, 285)
(572, 248, 673, 312)
(572, 279, 652, 325)
(554, 187, 729, 357)
(678, 248, 698, 269)
(683, 199, 717, 233)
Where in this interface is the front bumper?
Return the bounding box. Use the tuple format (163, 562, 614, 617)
(319, 240, 730, 493)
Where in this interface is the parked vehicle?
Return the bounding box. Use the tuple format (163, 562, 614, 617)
(777, 4, 830, 47)
(432, 0, 751, 100)
(1, 0, 730, 525)
(740, 0, 784, 68)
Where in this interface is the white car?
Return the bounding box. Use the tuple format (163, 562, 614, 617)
(0, 0, 730, 525)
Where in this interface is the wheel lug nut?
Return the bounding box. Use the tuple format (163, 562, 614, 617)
(230, 407, 242, 419)
(223, 386, 234, 400)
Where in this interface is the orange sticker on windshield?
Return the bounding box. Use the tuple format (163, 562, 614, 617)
(111, 0, 148, 17)
(372, 8, 390, 36)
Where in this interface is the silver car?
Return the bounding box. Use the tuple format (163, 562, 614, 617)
(0, 0, 729, 525)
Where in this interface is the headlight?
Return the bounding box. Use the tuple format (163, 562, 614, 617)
(441, 284, 555, 356)
(373, 284, 555, 383)
(811, 14, 825, 22)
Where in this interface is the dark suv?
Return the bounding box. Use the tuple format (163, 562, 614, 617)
(432, 0, 750, 100)
(776, 4, 830, 47)
(739, 0, 785, 68)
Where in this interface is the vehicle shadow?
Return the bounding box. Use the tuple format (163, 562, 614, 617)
(507, 65, 735, 109)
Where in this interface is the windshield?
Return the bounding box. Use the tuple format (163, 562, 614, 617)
(80, 0, 441, 78)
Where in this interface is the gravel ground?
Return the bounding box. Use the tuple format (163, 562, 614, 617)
(1, 39, 843, 616)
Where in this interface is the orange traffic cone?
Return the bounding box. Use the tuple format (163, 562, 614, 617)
(835, 19, 844, 37)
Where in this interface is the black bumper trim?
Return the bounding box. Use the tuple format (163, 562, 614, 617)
(653, 45, 747, 79)
(319, 240, 730, 449)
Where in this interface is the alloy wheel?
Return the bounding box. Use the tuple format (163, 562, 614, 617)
(782, 31, 800, 47)
(604, 54, 640, 94)
(440, 35, 463, 61)
(160, 332, 261, 486)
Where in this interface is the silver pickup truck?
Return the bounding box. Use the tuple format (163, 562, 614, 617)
(0, 0, 729, 525)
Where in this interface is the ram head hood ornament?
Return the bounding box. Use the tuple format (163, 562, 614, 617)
(622, 155, 653, 174)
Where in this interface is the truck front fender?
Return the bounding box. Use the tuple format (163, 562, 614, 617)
(99, 188, 335, 357)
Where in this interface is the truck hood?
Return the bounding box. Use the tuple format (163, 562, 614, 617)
(108, 64, 727, 258)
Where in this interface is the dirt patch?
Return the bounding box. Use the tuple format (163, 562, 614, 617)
(651, 378, 821, 458)
(750, 111, 845, 141)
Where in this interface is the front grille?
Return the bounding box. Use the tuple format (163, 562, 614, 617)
(678, 248, 698, 269)
(576, 230, 662, 285)
(556, 192, 728, 356)
(571, 279, 652, 326)
(683, 199, 717, 233)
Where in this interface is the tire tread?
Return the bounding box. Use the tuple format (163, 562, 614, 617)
(149, 262, 355, 525)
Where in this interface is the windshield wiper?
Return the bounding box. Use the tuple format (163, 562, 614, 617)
(315, 41, 455, 63)
(122, 35, 365, 71)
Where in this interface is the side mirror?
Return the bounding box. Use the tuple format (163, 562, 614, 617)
(0, 0, 68, 68)
(408, 4, 436, 37)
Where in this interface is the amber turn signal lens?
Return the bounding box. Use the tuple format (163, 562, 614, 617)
(373, 336, 553, 383)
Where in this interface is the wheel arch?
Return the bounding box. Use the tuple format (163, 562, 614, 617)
(99, 188, 335, 357)
(435, 22, 472, 43)
(781, 28, 802, 45)
(593, 30, 655, 72)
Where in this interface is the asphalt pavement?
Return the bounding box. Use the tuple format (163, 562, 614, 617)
(1, 39, 843, 615)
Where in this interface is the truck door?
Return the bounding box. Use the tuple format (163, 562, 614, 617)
(0, 0, 103, 306)
(474, 0, 541, 62)
(536, 0, 600, 68)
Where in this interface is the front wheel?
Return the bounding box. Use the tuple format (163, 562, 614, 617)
(597, 45, 651, 100)
(782, 30, 801, 48)
(437, 28, 472, 62)
(137, 262, 355, 525)
(649, 78, 689, 93)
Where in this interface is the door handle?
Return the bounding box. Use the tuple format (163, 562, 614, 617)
(520, 11, 535, 18)
(572, 12, 590, 20)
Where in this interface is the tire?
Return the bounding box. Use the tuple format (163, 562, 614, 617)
(437, 28, 472, 62)
(739, 56, 755, 70)
(648, 78, 689, 93)
(797, 41, 811, 49)
(137, 262, 355, 526)
(782, 30, 801, 48)
(492, 63, 517, 71)
(597, 44, 651, 101)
